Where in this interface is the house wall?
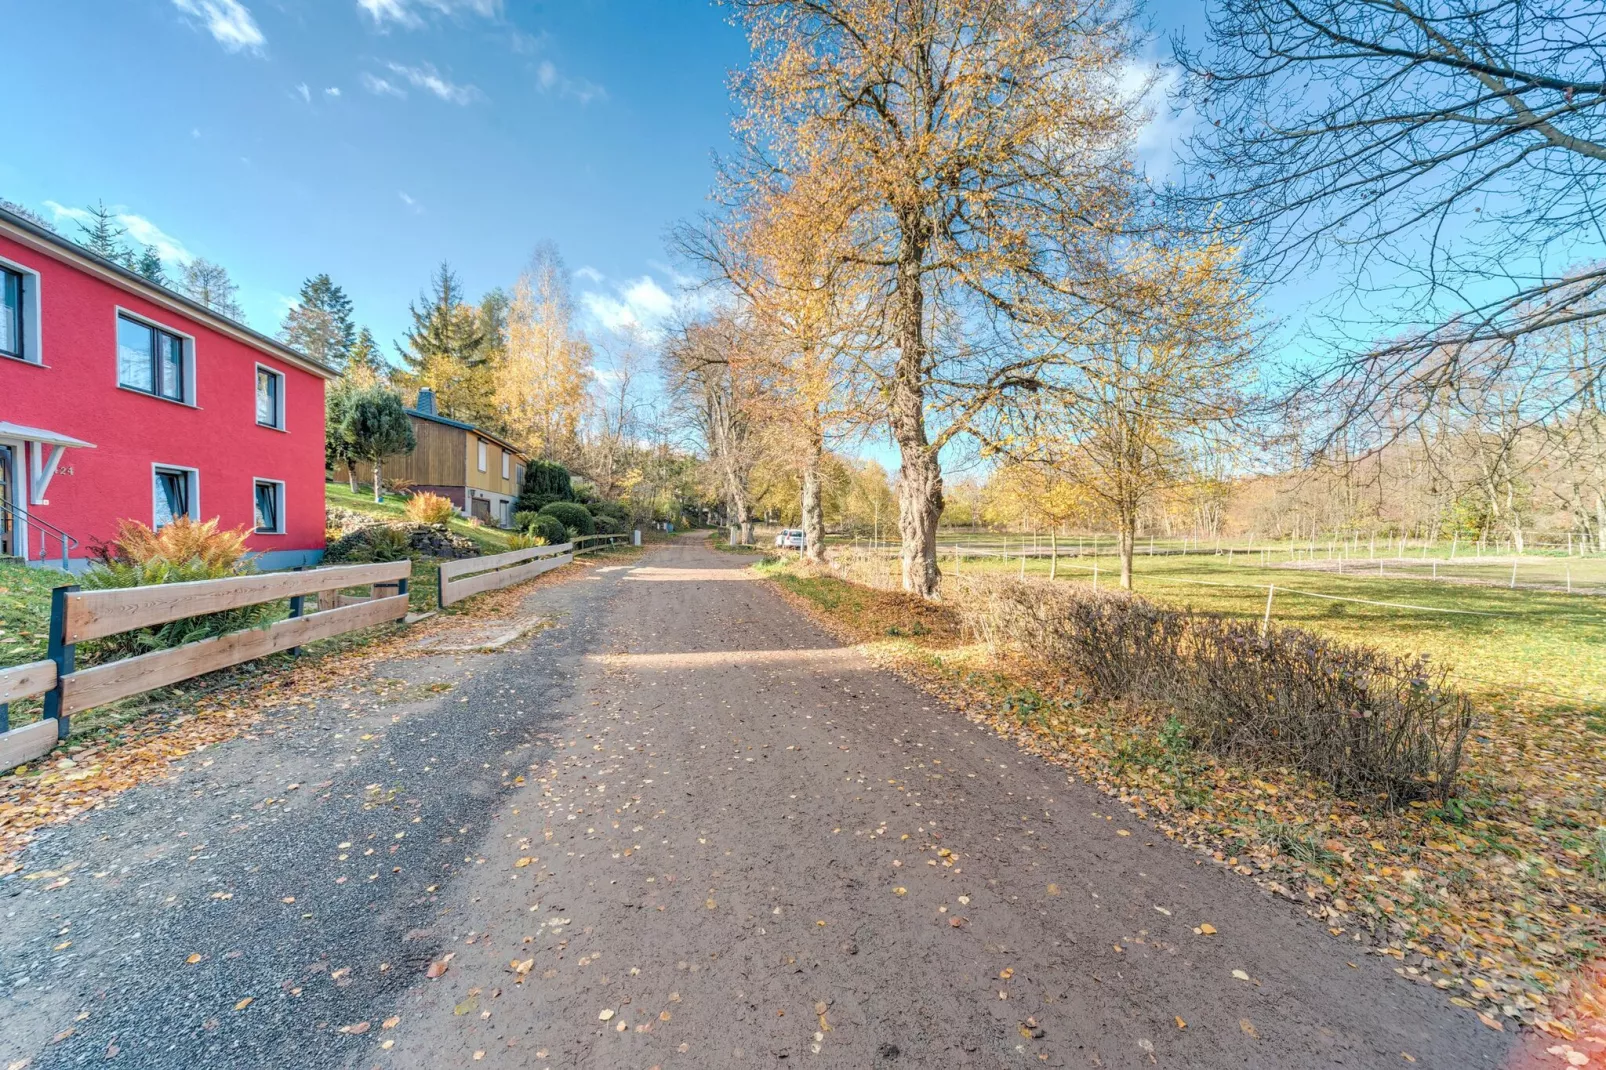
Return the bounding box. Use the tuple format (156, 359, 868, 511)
(379, 416, 466, 490)
(0, 233, 328, 566)
(466, 436, 522, 500)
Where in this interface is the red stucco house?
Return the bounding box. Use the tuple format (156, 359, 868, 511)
(0, 205, 336, 571)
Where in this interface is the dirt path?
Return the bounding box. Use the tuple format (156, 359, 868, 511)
(0, 537, 1509, 1068)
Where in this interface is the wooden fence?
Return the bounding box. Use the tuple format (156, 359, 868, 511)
(437, 533, 632, 608)
(0, 560, 411, 773)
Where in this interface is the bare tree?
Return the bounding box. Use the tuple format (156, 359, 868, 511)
(1177, 0, 1606, 443)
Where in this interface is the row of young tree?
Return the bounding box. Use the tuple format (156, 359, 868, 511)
(660, 0, 1606, 592)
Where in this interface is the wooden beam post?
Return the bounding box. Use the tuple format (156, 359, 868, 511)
(43, 583, 78, 741)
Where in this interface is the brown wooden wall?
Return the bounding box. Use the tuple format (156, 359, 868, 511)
(381, 416, 466, 489)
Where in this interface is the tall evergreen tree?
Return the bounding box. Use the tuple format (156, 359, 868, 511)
(77, 200, 132, 266)
(345, 327, 386, 387)
(280, 273, 357, 370)
(135, 245, 167, 286)
(393, 262, 498, 426)
(179, 258, 245, 321)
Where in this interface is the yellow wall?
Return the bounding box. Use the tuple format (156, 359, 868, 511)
(465, 434, 523, 499)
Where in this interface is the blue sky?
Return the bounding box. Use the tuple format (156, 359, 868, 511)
(0, 0, 1212, 361)
(0, 0, 761, 348)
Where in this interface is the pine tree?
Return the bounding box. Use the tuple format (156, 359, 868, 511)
(344, 327, 386, 388)
(393, 262, 497, 426)
(77, 200, 131, 266)
(179, 258, 245, 321)
(280, 273, 357, 370)
(136, 245, 167, 286)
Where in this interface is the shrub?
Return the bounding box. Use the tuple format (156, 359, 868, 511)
(324, 524, 415, 564)
(516, 460, 574, 513)
(529, 514, 570, 546)
(80, 518, 266, 664)
(507, 532, 545, 550)
(404, 491, 456, 526)
(952, 576, 1473, 805)
(538, 501, 595, 537)
(99, 516, 250, 571)
(590, 500, 628, 524)
(512, 510, 542, 532)
(593, 514, 623, 535)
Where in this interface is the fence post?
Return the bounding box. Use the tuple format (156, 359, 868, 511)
(1261, 584, 1275, 638)
(43, 584, 78, 741)
(287, 566, 305, 656)
(1510, 560, 1518, 588)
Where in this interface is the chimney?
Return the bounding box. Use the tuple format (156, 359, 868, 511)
(416, 388, 437, 416)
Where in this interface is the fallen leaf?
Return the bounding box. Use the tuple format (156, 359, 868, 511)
(999, 968, 1014, 980)
(957, 895, 970, 905)
(599, 1009, 615, 1021)
(185, 953, 203, 965)
(234, 998, 253, 1011)
(515, 857, 535, 868)
(1476, 1012, 1504, 1032)
(425, 954, 454, 979)
(1199, 923, 1217, 935)
(382, 1016, 401, 1029)
(893, 887, 907, 896)
(50, 1029, 73, 1044)
(339, 1021, 370, 1035)
(1240, 1018, 1259, 1038)
(1232, 970, 1250, 981)
(1175, 1016, 1187, 1029)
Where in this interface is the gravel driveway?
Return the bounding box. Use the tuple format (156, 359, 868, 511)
(0, 537, 1510, 1069)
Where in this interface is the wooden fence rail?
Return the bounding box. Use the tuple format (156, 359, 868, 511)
(0, 560, 412, 774)
(439, 543, 574, 607)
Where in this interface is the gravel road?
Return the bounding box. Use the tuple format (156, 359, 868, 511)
(0, 537, 1510, 1069)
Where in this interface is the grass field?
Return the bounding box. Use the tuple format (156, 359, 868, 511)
(837, 540, 1605, 718)
(325, 482, 523, 554)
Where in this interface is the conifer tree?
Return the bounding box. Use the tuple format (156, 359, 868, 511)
(280, 273, 358, 370)
(394, 262, 498, 426)
(77, 200, 131, 266)
(136, 245, 167, 286)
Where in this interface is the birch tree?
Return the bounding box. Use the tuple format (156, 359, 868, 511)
(498, 243, 593, 461)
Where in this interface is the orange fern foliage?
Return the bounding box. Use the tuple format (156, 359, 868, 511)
(109, 517, 252, 571)
(403, 491, 457, 526)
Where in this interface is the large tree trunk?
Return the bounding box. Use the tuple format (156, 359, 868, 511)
(889, 218, 942, 599)
(801, 425, 826, 565)
(1119, 508, 1136, 590)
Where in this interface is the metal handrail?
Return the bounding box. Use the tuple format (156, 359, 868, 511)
(0, 494, 78, 570)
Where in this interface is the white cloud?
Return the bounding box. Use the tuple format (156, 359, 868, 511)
(357, 0, 500, 28)
(171, 0, 265, 54)
(191, 127, 203, 139)
(398, 191, 423, 213)
(574, 265, 604, 284)
(581, 275, 675, 334)
(385, 61, 483, 104)
(361, 72, 406, 98)
(325, 86, 342, 97)
(294, 82, 311, 103)
(1120, 61, 1192, 179)
(43, 201, 194, 266)
(536, 59, 606, 105)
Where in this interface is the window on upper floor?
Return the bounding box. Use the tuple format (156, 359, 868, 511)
(118, 313, 188, 402)
(502, 451, 510, 480)
(0, 260, 41, 364)
(256, 366, 284, 429)
(254, 479, 285, 535)
(477, 439, 488, 472)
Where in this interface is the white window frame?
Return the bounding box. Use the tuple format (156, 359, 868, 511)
(477, 439, 488, 472)
(151, 463, 200, 529)
(501, 451, 510, 480)
(0, 254, 43, 366)
(254, 364, 287, 430)
(252, 477, 286, 535)
(117, 307, 197, 406)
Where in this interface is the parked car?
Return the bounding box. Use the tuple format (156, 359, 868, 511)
(775, 528, 806, 550)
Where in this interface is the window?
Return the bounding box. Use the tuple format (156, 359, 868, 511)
(253, 479, 285, 534)
(477, 439, 487, 472)
(153, 466, 196, 529)
(0, 260, 40, 364)
(118, 313, 186, 401)
(501, 451, 510, 480)
(256, 366, 284, 428)
(0, 267, 23, 361)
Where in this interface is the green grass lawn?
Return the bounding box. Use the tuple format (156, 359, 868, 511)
(933, 547, 1606, 719)
(0, 561, 69, 669)
(325, 482, 522, 554)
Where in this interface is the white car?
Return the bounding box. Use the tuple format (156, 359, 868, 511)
(775, 528, 806, 550)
